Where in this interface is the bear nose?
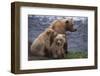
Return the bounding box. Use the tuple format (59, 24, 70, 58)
(57, 42, 60, 46)
(74, 29, 77, 31)
(57, 40, 61, 46)
(71, 28, 77, 32)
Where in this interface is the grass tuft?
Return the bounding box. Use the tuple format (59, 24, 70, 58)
(65, 51, 88, 59)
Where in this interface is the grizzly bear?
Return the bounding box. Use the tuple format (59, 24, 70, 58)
(50, 34, 66, 59)
(49, 18, 77, 54)
(31, 28, 57, 57)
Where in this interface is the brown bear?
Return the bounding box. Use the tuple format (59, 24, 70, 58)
(30, 28, 57, 57)
(49, 18, 77, 54)
(50, 34, 66, 59)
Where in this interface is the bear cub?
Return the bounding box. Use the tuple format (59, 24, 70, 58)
(31, 28, 57, 57)
(50, 34, 66, 59)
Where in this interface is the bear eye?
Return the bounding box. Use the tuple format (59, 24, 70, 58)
(66, 20, 69, 23)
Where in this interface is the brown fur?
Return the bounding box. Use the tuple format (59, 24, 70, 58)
(50, 34, 66, 59)
(31, 29, 57, 57)
(49, 18, 77, 33)
(49, 18, 77, 54)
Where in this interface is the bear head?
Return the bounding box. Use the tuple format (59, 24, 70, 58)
(45, 28, 57, 38)
(54, 34, 66, 47)
(45, 29, 58, 45)
(63, 18, 77, 32)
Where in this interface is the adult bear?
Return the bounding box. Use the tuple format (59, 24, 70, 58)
(49, 18, 77, 54)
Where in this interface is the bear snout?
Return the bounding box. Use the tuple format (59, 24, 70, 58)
(70, 28, 77, 32)
(56, 40, 62, 46)
(73, 28, 77, 32)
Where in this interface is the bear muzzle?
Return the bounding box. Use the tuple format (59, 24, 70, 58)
(70, 28, 77, 32)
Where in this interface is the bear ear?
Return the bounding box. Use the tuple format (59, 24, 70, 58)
(63, 34, 66, 38)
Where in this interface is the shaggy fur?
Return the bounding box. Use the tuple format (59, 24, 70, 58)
(49, 18, 77, 54)
(31, 29, 57, 57)
(50, 34, 66, 59)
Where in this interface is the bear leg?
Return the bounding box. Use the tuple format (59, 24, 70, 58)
(63, 42, 68, 54)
